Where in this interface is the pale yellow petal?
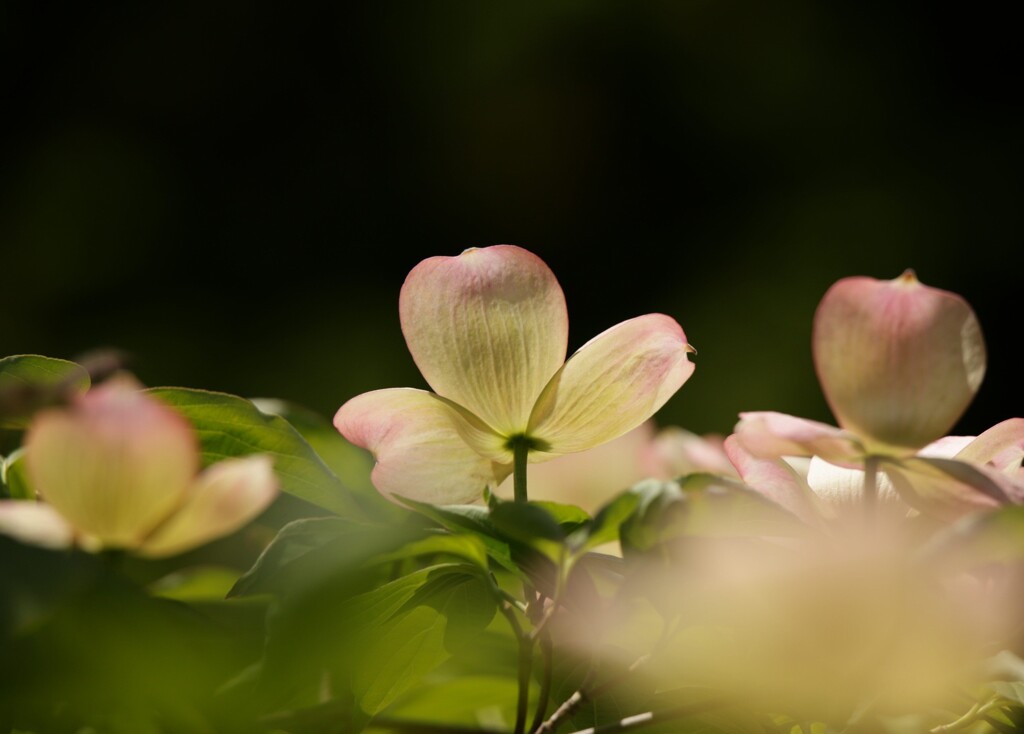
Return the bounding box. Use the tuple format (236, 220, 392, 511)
(399, 245, 568, 436)
(139, 456, 278, 558)
(24, 377, 198, 548)
(496, 423, 655, 512)
(885, 458, 1005, 520)
(527, 314, 694, 454)
(0, 501, 74, 550)
(954, 418, 1024, 479)
(805, 457, 905, 514)
(335, 388, 511, 504)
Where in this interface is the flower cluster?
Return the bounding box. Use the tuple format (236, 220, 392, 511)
(0, 244, 1021, 734)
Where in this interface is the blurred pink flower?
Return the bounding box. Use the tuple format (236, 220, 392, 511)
(0, 377, 278, 557)
(731, 271, 1022, 518)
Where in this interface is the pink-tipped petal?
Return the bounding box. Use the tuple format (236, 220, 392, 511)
(813, 271, 986, 454)
(399, 245, 569, 436)
(733, 411, 864, 466)
(139, 456, 279, 558)
(724, 435, 822, 525)
(0, 501, 74, 550)
(335, 388, 511, 504)
(24, 377, 199, 549)
(954, 418, 1024, 478)
(526, 314, 694, 455)
(644, 427, 738, 479)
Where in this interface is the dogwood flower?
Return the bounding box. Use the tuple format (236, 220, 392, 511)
(732, 270, 1023, 517)
(0, 377, 278, 557)
(335, 245, 695, 504)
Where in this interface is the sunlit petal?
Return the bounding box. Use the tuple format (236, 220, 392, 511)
(0, 501, 74, 550)
(805, 457, 904, 514)
(399, 245, 568, 436)
(723, 435, 822, 525)
(24, 378, 198, 548)
(885, 458, 1005, 520)
(733, 411, 864, 466)
(527, 314, 694, 454)
(335, 388, 511, 504)
(813, 271, 986, 454)
(138, 456, 278, 558)
(498, 423, 655, 511)
(954, 418, 1024, 478)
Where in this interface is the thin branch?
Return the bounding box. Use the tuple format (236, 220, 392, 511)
(534, 656, 649, 734)
(562, 698, 727, 734)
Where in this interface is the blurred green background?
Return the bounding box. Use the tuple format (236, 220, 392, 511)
(1, 1, 1020, 437)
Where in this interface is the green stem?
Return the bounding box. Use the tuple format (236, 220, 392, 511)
(513, 437, 530, 503)
(529, 632, 554, 733)
(498, 595, 532, 734)
(863, 455, 879, 526)
(515, 633, 535, 734)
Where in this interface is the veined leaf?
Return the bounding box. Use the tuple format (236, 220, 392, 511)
(250, 398, 401, 521)
(0, 355, 89, 429)
(230, 516, 422, 598)
(346, 564, 497, 717)
(1, 448, 32, 500)
(397, 497, 519, 576)
(149, 387, 358, 517)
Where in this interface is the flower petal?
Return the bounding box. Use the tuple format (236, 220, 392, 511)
(885, 458, 1006, 520)
(805, 457, 905, 513)
(497, 423, 655, 512)
(732, 411, 864, 466)
(723, 435, 822, 525)
(399, 245, 569, 436)
(24, 377, 199, 548)
(335, 388, 511, 504)
(0, 501, 74, 550)
(139, 456, 279, 558)
(813, 271, 986, 454)
(954, 418, 1024, 478)
(526, 314, 694, 455)
(645, 427, 738, 479)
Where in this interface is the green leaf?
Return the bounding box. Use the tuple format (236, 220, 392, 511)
(622, 475, 800, 553)
(0, 355, 90, 429)
(230, 516, 423, 598)
(380, 674, 521, 728)
(374, 532, 490, 571)
(250, 398, 401, 521)
(490, 500, 566, 560)
(568, 491, 640, 554)
(148, 387, 358, 517)
(398, 497, 519, 575)
(150, 566, 241, 602)
(2, 448, 33, 500)
(532, 501, 591, 531)
(348, 564, 496, 717)
(990, 682, 1024, 707)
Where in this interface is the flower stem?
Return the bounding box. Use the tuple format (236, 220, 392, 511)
(863, 455, 879, 526)
(513, 437, 530, 503)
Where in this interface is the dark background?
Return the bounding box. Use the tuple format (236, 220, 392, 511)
(1, 1, 1020, 437)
